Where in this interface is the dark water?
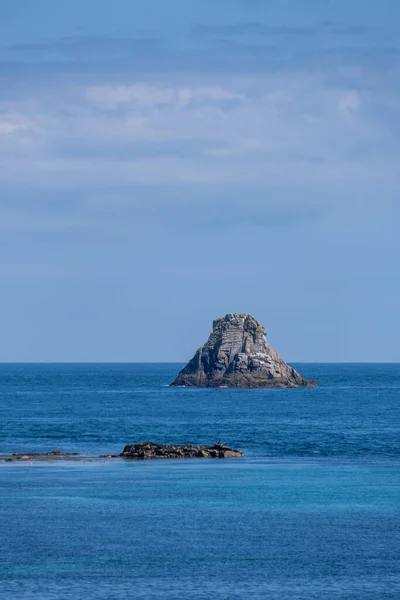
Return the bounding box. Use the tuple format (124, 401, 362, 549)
(1, 363, 399, 599)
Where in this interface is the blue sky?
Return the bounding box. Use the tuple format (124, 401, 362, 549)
(1, 0, 399, 362)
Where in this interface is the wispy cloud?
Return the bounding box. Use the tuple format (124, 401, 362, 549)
(0, 111, 37, 134)
(191, 21, 383, 41)
(1, 19, 398, 80)
(1, 33, 165, 64)
(192, 23, 316, 40)
(1, 77, 391, 188)
(85, 84, 244, 109)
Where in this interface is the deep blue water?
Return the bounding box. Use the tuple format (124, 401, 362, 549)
(0, 363, 399, 599)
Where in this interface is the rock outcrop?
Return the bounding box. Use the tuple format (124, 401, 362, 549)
(120, 442, 243, 459)
(170, 313, 317, 388)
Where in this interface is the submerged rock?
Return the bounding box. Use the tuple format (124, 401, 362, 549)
(120, 442, 243, 460)
(170, 313, 317, 388)
(11, 450, 78, 459)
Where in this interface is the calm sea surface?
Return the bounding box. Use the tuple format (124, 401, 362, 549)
(0, 363, 399, 599)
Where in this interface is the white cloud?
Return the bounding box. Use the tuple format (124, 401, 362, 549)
(85, 83, 245, 109)
(0, 112, 37, 135)
(85, 84, 175, 108)
(175, 86, 245, 107)
(337, 91, 361, 115)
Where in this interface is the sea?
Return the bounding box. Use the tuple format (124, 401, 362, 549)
(0, 363, 399, 600)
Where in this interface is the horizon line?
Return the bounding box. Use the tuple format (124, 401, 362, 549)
(0, 361, 399, 365)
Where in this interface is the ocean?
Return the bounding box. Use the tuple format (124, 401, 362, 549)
(0, 363, 399, 599)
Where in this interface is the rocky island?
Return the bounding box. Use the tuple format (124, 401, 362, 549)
(171, 313, 318, 388)
(0, 443, 243, 462)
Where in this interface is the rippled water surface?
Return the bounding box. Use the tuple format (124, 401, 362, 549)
(1, 363, 399, 599)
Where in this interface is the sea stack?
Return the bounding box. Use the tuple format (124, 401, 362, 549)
(170, 313, 318, 388)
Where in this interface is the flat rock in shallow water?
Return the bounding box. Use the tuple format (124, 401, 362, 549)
(120, 442, 243, 459)
(171, 313, 318, 388)
(1, 445, 243, 462)
(0, 450, 81, 462)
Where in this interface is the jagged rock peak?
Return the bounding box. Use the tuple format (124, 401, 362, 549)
(170, 313, 318, 388)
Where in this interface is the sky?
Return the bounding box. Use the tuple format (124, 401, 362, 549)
(0, 0, 399, 362)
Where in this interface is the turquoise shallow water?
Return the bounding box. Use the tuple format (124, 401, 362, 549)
(0, 363, 400, 599)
